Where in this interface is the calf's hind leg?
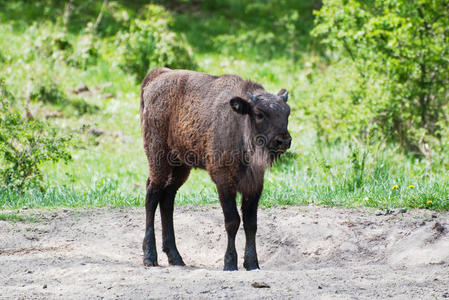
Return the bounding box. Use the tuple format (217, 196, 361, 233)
(143, 159, 170, 267)
(159, 165, 191, 266)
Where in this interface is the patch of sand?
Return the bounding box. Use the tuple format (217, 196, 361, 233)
(0, 206, 448, 299)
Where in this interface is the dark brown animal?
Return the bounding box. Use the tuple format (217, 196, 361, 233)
(140, 67, 291, 271)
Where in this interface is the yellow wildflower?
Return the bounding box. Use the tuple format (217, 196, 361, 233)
(426, 200, 432, 204)
(392, 185, 399, 190)
(408, 185, 414, 188)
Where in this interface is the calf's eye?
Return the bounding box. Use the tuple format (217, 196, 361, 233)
(255, 113, 264, 120)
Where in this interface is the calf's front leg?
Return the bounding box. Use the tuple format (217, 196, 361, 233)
(216, 184, 240, 271)
(242, 190, 261, 270)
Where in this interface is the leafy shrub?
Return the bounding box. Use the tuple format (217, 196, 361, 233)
(296, 58, 378, 144)
(313, 0, 449, 152)
(0, 50, 5, 63)
(117, 4, 196, 81)
(348, 143, 367, 190)
(30, 79, 99, 115)
(67, 32, 99, 68)
(189, 0, 318, 55)
(70, 97, 99, 115)
(0, 80, 72, 191)
(213, 29, 278, 58)
(94, 1, 130, 37)
(29, 23, 73, 62)
(30, 81, 66, 105)
(28, 22, 99, 68)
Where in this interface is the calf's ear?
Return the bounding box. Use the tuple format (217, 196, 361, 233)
(230, 97, 251, 115)
(278, 89, 288, 102)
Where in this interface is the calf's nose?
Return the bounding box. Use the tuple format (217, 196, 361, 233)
(275, 134, 292, 149)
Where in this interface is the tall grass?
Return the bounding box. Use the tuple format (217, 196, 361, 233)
(2, 137, 448, 210)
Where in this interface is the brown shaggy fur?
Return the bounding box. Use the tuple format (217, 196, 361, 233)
(140, 67, 291, 271)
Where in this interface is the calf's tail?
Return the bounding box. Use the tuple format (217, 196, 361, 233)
(140, 67, 171, 116)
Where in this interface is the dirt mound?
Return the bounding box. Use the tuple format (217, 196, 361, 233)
(0, 206, 448, 299)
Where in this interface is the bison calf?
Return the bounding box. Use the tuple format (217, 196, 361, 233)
(140, 67, 291, 271)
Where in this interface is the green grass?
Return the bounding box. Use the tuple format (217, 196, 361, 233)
(2, 140, 448, 210)
(1, 0, 449, 211)
(0, 212, 39, 223)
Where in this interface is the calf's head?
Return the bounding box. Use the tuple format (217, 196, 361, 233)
(230, 89, 291, 155)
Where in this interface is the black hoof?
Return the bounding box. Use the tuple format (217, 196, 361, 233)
(143, 257, 158, 267)
(223, 264, 238, 271)
(243, 260, 260, 271)
(143, 249, 158, 266)
(163, 247, 186, 266)
(224, 252, 238, 271)
(168, 256, 186, 266)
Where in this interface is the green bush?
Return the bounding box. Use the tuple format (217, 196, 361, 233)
(0, 80, 72, 191)
(0, 50, 6, 63)
(30, 78, 99, 115)
(298, 58, 377, 144)
(67, 32, 100, 68)
(29, 23, 73, 62)
(28, 22, 99, 69)
(313, 0, 449, 152)
(117, 4, 196, 81)
(171, 1, 319, 61)
(30, 81, 67, 105)
(212, 29, 278, 58)
(70, 97, 99, 115)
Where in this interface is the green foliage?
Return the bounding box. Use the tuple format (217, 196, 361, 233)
(29, 23, 72, 61)
(30, 78, 99, 115)
(28, 22, 99, 68)
(348, 143, 367, 190)
(68, 31, 100, 68)
(117, 4, 196, 81)
(0, 0, 448, 211)
(70, 97, 99, 115)
(0, 212, 39, 223)
(299, 58, 377, 144)
(313, 0, 449, 152)
(0, 49, 6, 63)
(0, 80, 72, 191)
(30, 81, 67, 105)
(0, 212, 27, 223)
(171, 0, 320, 60)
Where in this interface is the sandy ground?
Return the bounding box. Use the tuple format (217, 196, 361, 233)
(0, 205, 448, 300)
